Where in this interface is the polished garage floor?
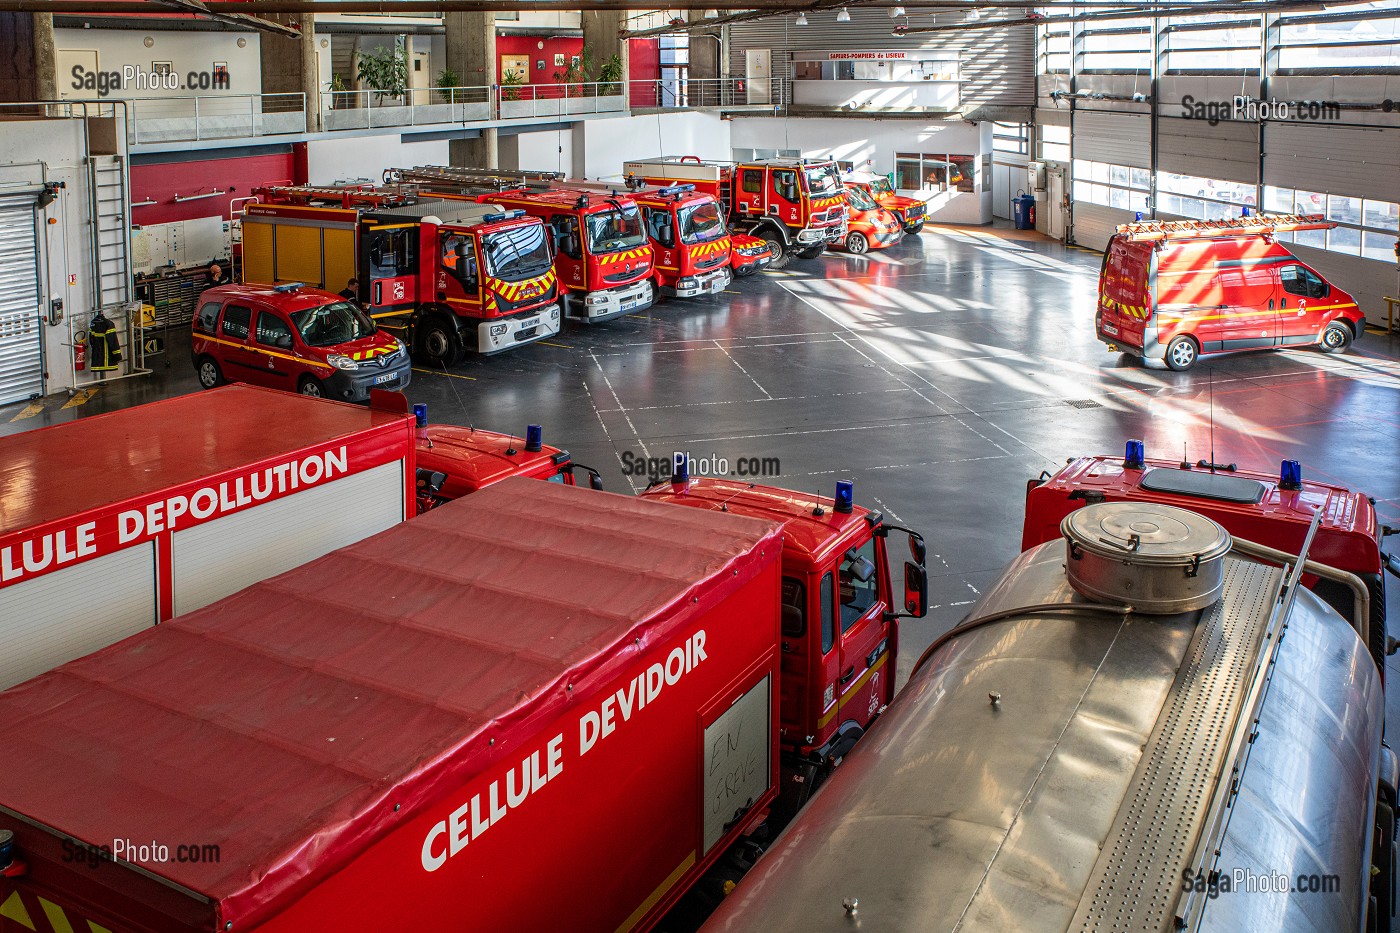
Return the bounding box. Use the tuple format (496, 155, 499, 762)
(7, 224, 1400, 722)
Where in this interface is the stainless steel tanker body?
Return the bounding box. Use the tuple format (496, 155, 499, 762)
(701, 504, 1393, 933)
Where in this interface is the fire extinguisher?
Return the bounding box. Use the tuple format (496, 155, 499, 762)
(74, 329, 86, 371)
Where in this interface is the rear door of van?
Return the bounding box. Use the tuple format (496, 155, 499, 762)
(1215, 253, 1280, 350)
(1097, 234, 1152, 350)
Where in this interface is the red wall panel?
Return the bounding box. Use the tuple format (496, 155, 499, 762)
(131, 152, 295, 226)
(496, 36, 584, 85)
(629, 39, 660, 84)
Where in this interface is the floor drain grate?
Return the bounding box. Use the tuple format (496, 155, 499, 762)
(1066, 399, 1104, 409)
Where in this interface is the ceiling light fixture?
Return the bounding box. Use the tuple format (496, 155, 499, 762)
(703, 8, 719, 17)
(889, 6, 905, 17)
(795, 11, 808, 24)
(966, 6, 981, 20)
(837, 7, 851, 22)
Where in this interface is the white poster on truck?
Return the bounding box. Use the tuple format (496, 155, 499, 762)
(703, 674, 771, 854)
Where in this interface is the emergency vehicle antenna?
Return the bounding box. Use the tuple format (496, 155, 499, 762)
(1196, 369, 1237, 472)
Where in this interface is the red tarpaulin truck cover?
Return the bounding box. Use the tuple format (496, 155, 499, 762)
(0, 478, 782, 933)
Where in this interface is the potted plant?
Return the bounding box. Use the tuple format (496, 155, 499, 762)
(328, 72, 349, 109)
(598, 53, 623, 97)
(501, 68, 525, 102)
(435, 67, 459, 104)
(356, 42, 408, 104)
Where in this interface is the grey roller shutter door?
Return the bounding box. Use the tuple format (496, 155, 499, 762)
(1072, 111, 1151, 169)
(170, 458, 406, 615)
(0, 543, 157, 691)
(1264, 123, 1400, 202)
(1074, 202, 1137, 253)
(0, 194, 44, 406)
(1157, 117, 1259, 184)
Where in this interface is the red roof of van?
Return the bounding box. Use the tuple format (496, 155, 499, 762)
(0, 479, 781, 928)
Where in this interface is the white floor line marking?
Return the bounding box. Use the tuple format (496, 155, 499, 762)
(870, 495, 905, 524)
(713, 340, 773, 399)
(588, 350, 649, 461)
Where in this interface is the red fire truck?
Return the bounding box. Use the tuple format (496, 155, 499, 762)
(623, 156, 849, 270)
(374, 397, 604, 511)
(626, 183, 734, 298)
(1096, 213, 1365, 371)
(0, 384, 414, 693)
(0, 475, 925, 933)
(389, 166, 656, 323)
(1022, 440, 1395, 676)
(242, 185, 562, 364)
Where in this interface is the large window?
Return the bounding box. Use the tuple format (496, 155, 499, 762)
(1157, 172, 1257, 220)
(1072, 159, 1150, 212)
(1079, 26, 1152, 72)
(895, 153, 976, 193)
(993, 122, 1029, 155)
(1276, 4, 1400, 72)
(1264, 186, 1399, 261)
(1161, 16, 1261, 72)
(1039, 124, 1071, 162)
(1038, 23, 1071, 74)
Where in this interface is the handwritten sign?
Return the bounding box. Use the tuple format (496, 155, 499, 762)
(703, 675, 771, 853)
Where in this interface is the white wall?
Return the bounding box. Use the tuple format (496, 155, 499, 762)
(0, 119, 103, 396)
(55, 28, 261, 117)
(575, 111, 732, 182)
(503, 129, 574, 176)
(306, 134, 451, 185)
(729, 116, 992, 224)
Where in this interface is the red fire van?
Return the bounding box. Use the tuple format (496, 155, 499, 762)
(1096, 214, 1365, 371)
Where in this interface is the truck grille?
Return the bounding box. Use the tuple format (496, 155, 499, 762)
(496, 282, 556, 313)
(695, 253, 727, 271)
(604, 269, 642, 284)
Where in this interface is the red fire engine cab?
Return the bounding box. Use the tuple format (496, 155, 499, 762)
(241, 184, 562, 364)
(1023, 439, 1395, 676)
(389, 166, 657, 323)
(623, 156, 848, 270)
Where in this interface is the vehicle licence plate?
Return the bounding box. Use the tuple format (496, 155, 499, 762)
(1102, 323, 1119, 336)
(374, 371, 398, 384)
(621, 300, 638, 311)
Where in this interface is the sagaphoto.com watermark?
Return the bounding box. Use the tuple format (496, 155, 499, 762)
(1181, 94, 1343, 126)
(70, 64, 231, 97)
(1181, 867, 1341, 900)
(622, 450, 781, 482)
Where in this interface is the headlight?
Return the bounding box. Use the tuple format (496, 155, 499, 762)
(678, 277, 697, 289)
(489, 323, 508, 337)
(395, 338, 408, 355)
(326, 354, 359, 371)
(587, 295, 608, 305)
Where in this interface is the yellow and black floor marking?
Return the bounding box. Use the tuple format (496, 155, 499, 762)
(6, 386, 101, 423)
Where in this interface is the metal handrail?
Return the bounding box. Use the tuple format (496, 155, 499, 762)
(127, 92, 304, 145)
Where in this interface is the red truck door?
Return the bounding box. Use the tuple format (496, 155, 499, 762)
(359, 221, 419, 318)
(1277, 261, 1330, 343)
(250, 305, 298, 390)
(735, 167, 766, 220)
(770, 169, 802, 229)
(1216, 260, 1279, 350)
(549, 213, 587, 291)
(216, 301, 263, 385)
(832, 537, 890, 729)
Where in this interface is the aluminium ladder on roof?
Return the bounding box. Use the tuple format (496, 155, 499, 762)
(1115, 213, 1336, 242)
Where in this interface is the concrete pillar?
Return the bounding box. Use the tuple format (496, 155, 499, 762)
(33, 14, 57, 101)
(260, 13, 320, 130)
(582, 11, 629, 108)
(445, 12, 497, 168)
(686, 15, 723, 108)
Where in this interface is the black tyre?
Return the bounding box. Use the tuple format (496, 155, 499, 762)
(902, 219, 925, 234)
(417, 316, 465, 366)
(195, 355, 224, 390)
(844, 232, 869, 255)
(797, 243, 826, 260)
(762, 236, 791, 271)
(297, 376, 325, 398)
(1319, 321, 1353, 354)
(1164, 335, 1198, 372)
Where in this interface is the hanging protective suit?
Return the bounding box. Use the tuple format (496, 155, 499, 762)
(88, 312, 123, 372)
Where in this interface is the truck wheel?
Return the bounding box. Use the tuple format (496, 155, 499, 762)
(297, 376, 324, 398)
(195, 355, 224, 389)
(418, 317, 465, 367)
(844, 232, 869, 255)
(1319, 321, 1353, 354)
(902, 219, 925, 234)
(797, 243, 826, 260)
(1164, 335, 1198, 371)
(762, 236, 791, 271)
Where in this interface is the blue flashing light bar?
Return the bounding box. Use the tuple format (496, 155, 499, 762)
(1279, 459, 1302, 490)
(413, 403, 428, 428)
(834, 480, 854, 514)
(483, 210, 526, 223)
(658, 184, 696, 197)
(1124, 438, 1146, 470)
(272, 282, 304, 292)
(525, 424, 543, 452)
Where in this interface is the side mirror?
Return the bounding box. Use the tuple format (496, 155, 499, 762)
(903, 561, 928, 618)
(908, 534, 926, 566)
(589, 473, 604, 491)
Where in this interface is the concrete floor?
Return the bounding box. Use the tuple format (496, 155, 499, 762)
(8, 222, 1400, 722)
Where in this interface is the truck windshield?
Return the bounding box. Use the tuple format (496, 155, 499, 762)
(803, 165, 842, 198)
(586, 206, 648, 254)
(677, 200, 727, 245)
(869, 176, 895, 197)
(482, 224, 553, 282)
(291, 300, 376, 347)
(845, 186, 878, 212)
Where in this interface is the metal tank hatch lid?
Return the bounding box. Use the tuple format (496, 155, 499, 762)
(1062, 501, 1232, 566)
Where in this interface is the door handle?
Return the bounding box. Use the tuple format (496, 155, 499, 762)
(840, 666, 856, 685)
(1268, 299, 1274, 311)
